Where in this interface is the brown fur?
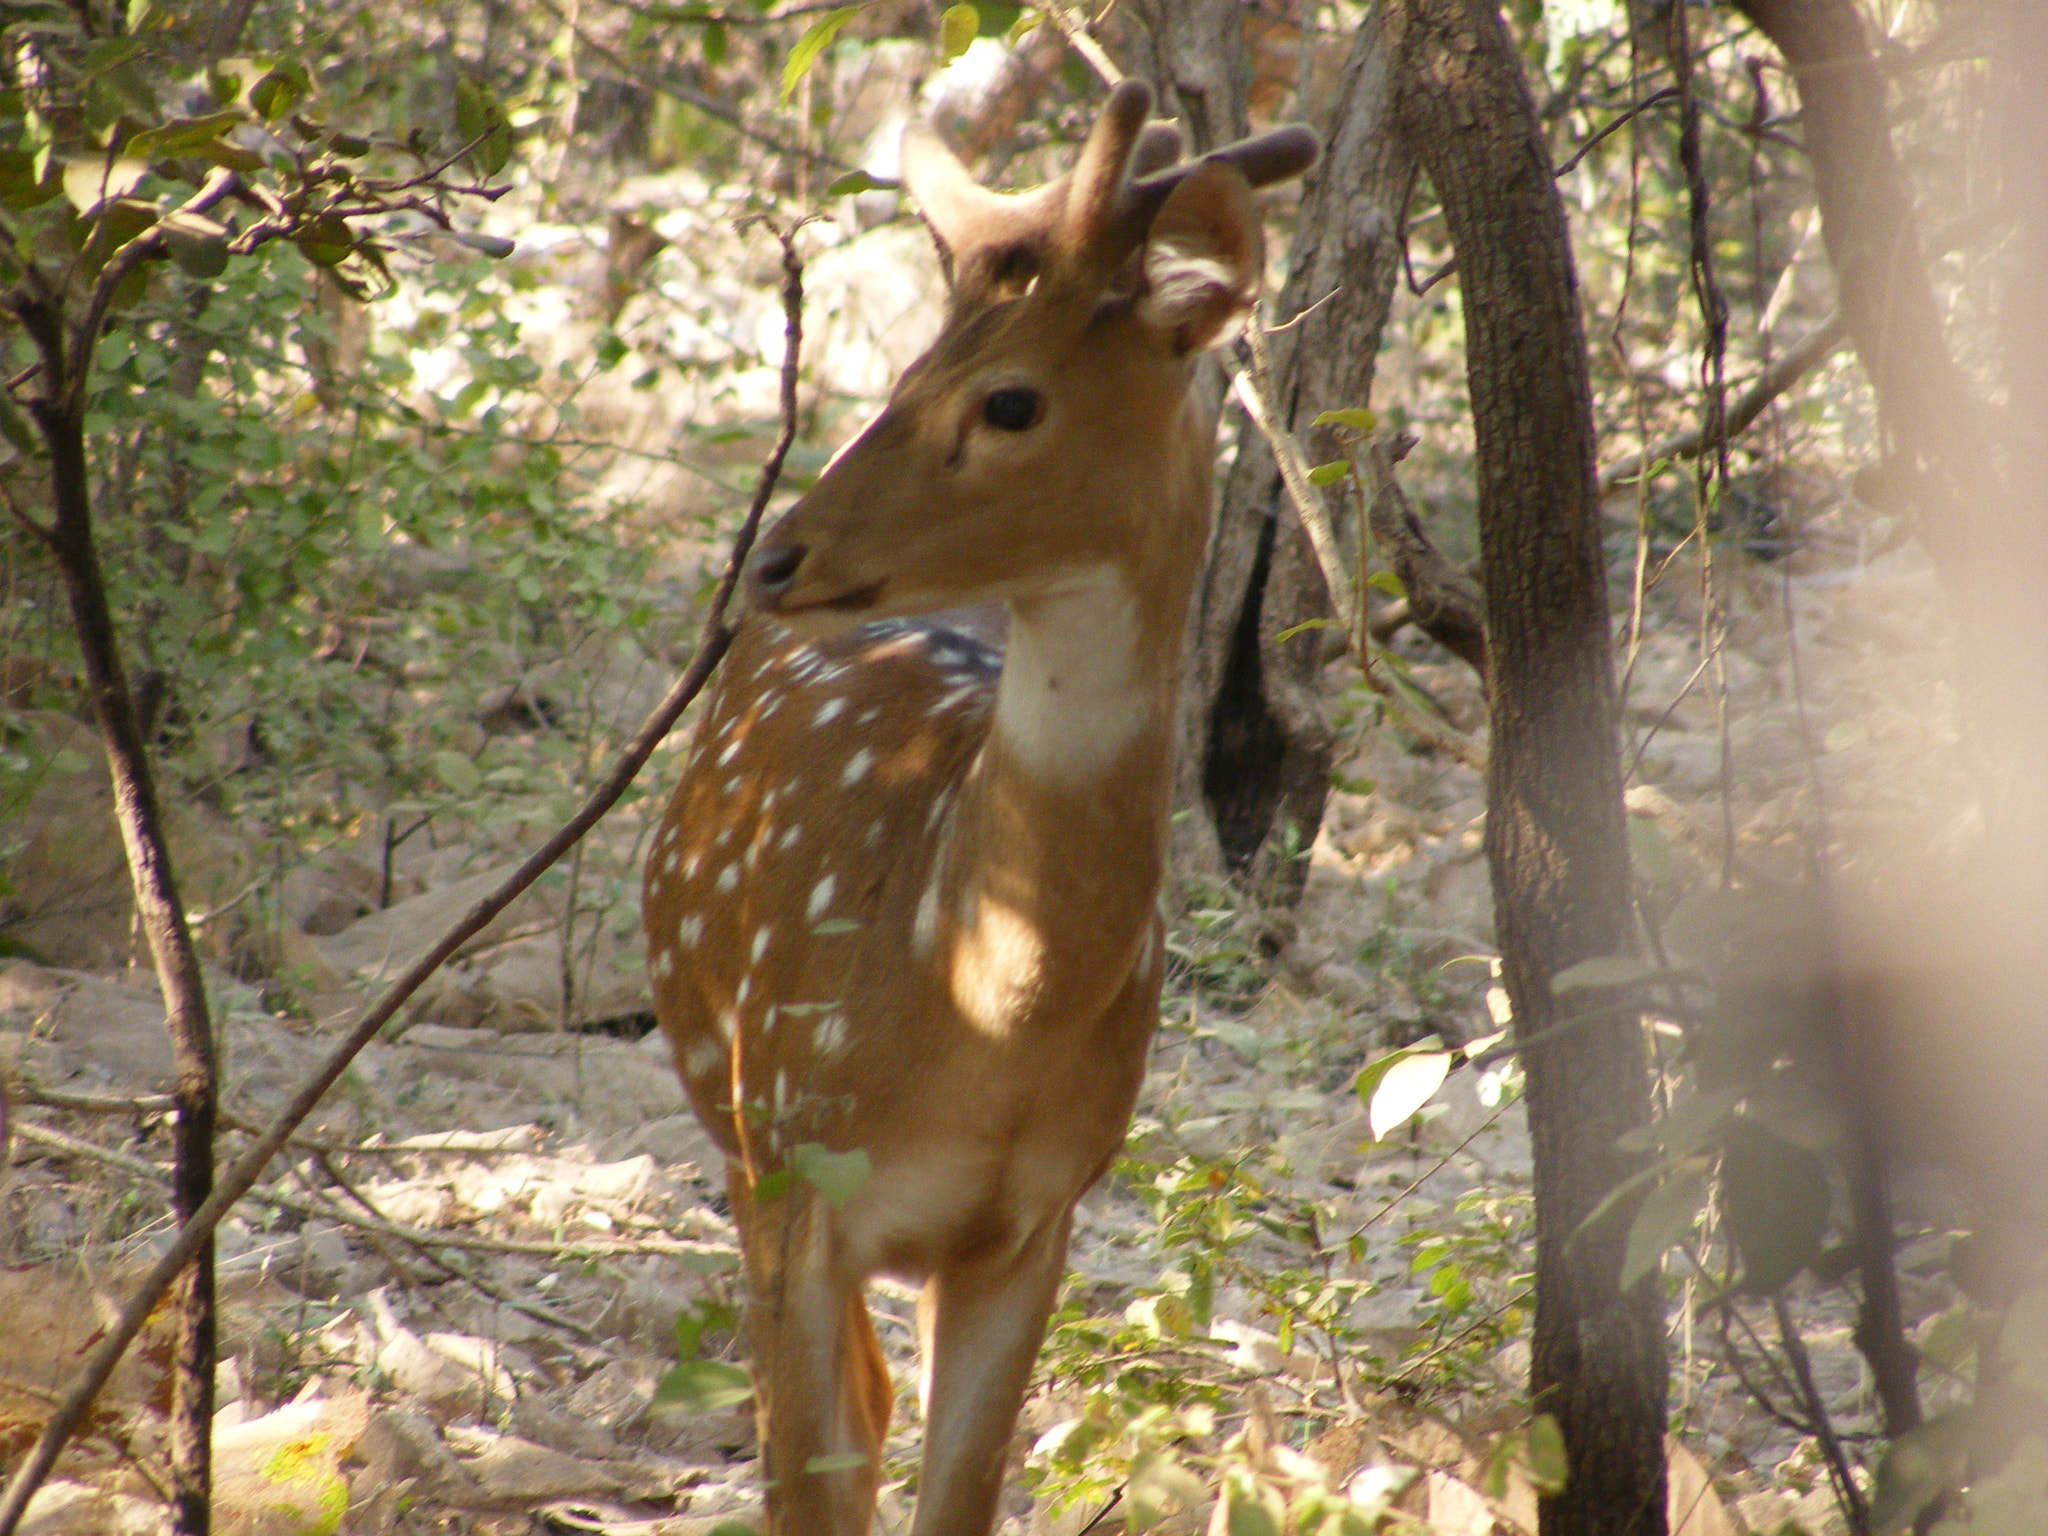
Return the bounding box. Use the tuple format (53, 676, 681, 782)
(642, 85, 1316, 1535)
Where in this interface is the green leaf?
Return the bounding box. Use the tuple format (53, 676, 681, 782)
(825, 169, 878, 197)
(126, 111, 246, 159)
(652, 1358, 753, 1411)
(781, 7, 861, 105)
(1313, 407, 1378, 431)
(432, 750, 481, 796)
(0, 149, 60, 210)
(1722, 1118, 1829, 1294)
(1524, 1413, 1569, 1495)
(672, 1299, 738, 1359)
(1614, 1084, 1741, 1159)
(790, 1143, 871, 1209)
(449, 231, 516, 259)
(63, 155, 148, 212)
(1219, 1477, 1285, 1536)
(1362, 1048, 1452, 1139)
(250, 62, 309, 122)
(454, 75, 514, 177)
(1307, 459, 1351, 486)
(803, 1452, 870, 1474)
(0, 391, 41, 459)
(940, 4, 980, 60)
(1274, 617, 1336, 643)
(159, 209, 229, 278)
(1549, 953, 1671, 996)
(1619, 1158, 1710, 1291)
(292, 212, 354, 267)
(703, 19, 728, 65)
(1366, 569, 1406, 599)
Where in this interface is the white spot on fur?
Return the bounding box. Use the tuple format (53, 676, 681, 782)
(715, 864, 738, 893)
(677, 915, 703, 947)
(716, 1008, 736, 1042)
(841, 748, 873, 785)
(718, 736, 743, 766)
(807, 875, 836, 922)
(815, 1012, 848, 1056)
(863, 821, 882, 850)
(683, 852, 701, 880)
(779, 824, 802, 851)
(752, 925, 772, 963)
(912, 870, 941, 959)
(857, 707, 879, 724)
(814, 698, 846, 725)
(650, 949, 673, 981)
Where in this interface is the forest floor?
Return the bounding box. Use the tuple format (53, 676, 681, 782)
(0, 193, 1971, 1535)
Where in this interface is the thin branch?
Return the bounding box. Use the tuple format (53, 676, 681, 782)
(0, 218, 809, 1536)
(1554, 87, 1680, 177)
(1598, 311, 1848, 495)
(1229, 324, 1486, 770)
(66, 169, 239, 410)
(1036, 4, 1123, 87)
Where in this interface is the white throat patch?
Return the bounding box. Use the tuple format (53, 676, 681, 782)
(993, 567, 1150, 780)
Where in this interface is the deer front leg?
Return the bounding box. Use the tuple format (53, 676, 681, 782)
(729, 1167, 894, 1536)
(910, 1212, 1073, 1536)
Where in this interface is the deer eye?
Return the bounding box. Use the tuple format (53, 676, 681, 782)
(981, 387, 1043, 432)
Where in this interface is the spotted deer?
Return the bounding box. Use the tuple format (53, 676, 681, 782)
(642, 82, 1317, 1536)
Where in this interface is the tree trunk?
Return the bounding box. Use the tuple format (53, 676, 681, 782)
(1728, 0, 1994, 548)
(1142, 7, 1414, 907)
(1384, 3, 1666, 1533)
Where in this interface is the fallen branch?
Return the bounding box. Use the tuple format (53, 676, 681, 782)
(0, 218, 811, 1536)
(1597, 311, 1848, 496)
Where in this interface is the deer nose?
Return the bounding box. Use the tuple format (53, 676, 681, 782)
(749, 544, 807, 603)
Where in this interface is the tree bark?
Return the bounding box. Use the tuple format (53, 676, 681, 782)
(1164, 9, 1414, 906)
(1384, 3, 1666, 1533)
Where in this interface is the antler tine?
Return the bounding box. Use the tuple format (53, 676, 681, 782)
(1088, 121, 1320, 279)
(902, 121, 1064, 268)
(1056, 79, 1155, 265)
(1201, 124, 1321, 190)
(1129, 122, 1184, 180)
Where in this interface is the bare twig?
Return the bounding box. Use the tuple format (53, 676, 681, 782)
(1036, 4, 1124, 87)
(0, 218, 810, 1536)
(1773, 1294, 1872, 1535)
(1229, 321, 1486, 770)
(1597, 311, 1848, 495)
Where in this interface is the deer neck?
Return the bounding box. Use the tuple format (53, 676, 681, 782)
(927, 539, 1197, 1037)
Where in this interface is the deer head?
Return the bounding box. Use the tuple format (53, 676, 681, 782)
(745, 80, 1318, 626)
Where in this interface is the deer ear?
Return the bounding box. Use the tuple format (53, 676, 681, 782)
(1136, 160, 1261, 355)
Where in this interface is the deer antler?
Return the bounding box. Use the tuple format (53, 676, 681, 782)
(903, 82, 1319, 308)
